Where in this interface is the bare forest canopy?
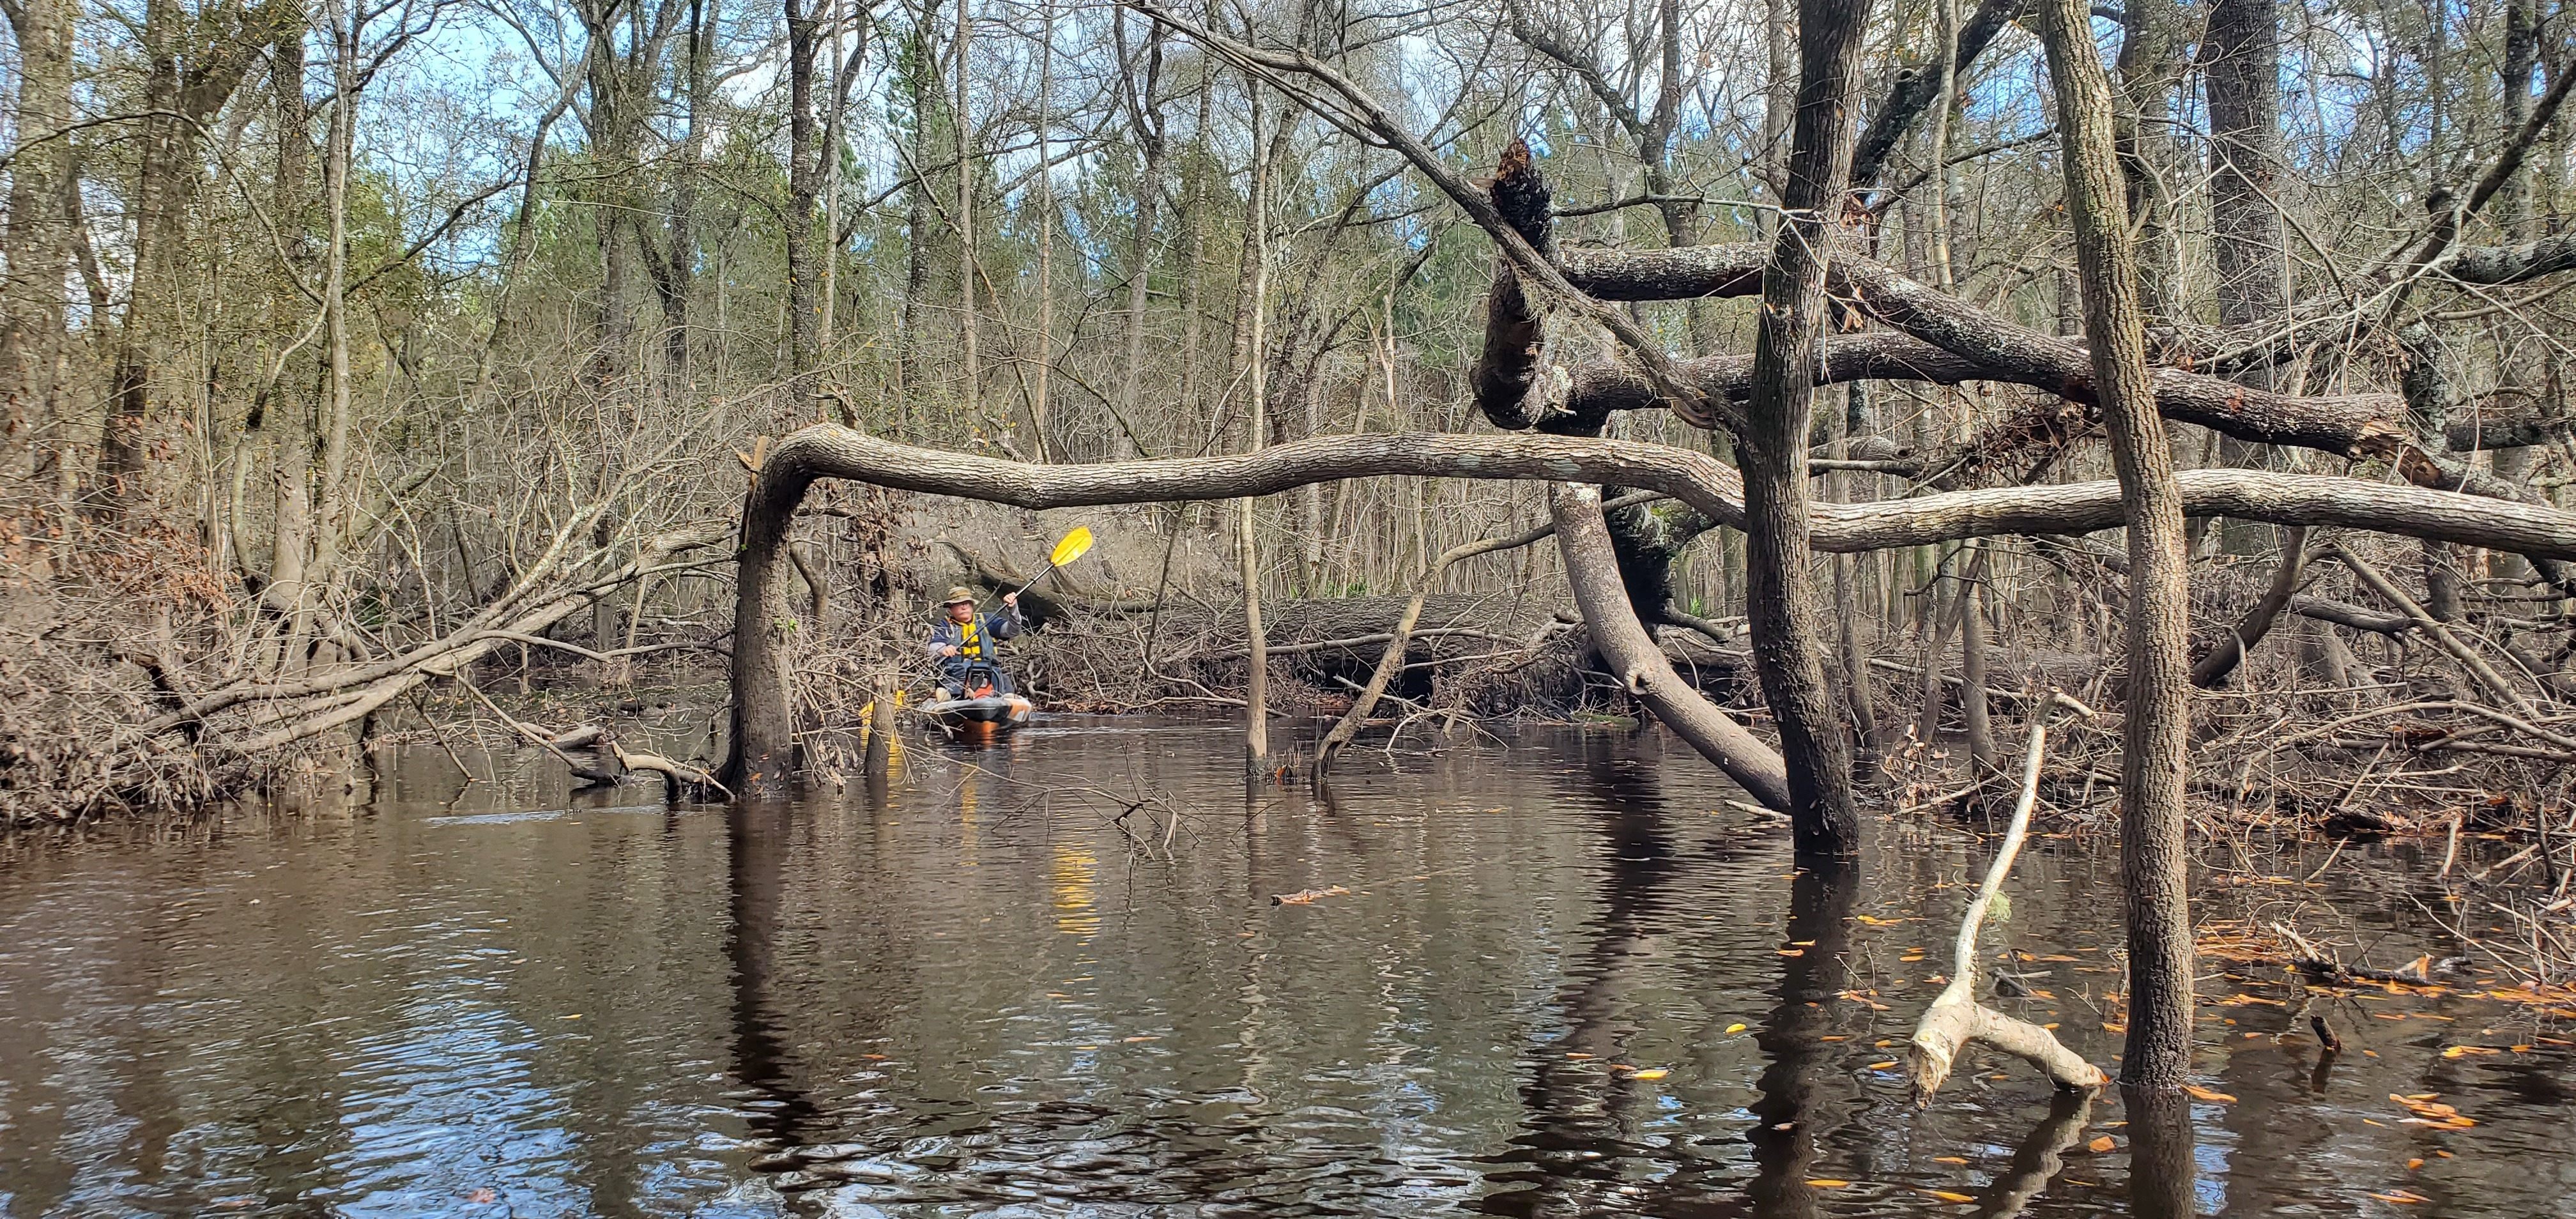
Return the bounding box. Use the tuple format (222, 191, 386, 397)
(12, 0, 2576, 859)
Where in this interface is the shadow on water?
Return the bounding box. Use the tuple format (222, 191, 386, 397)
(2124, 1085, 2196, 1219)
(1476, 733, 1763, 1218)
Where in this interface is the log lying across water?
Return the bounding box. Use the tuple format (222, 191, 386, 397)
(726, 424, 2576, 792)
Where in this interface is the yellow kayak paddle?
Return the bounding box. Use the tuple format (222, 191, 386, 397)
(1010, 526, 1094, 597)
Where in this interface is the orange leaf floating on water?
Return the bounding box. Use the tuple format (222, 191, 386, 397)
(1919, 1189, 1977, 1203)
(2087, 1135, 2116, 1153)
(1933, 1156, 1970, 1165)
(2182, 1085, 2237, 1103)
(2440, 1045, 2500, 1058)
(1726, 1023, 1749, 1034)
(2370, 1190, 2431, 1204)
(2388, 1094, 2476, 1128)
(1866, 1061, 1899, 1070)
(1631, 1068, 1670, 1080)
(1804, 1179, 1850, 1188)
(1778, 948, 1805, 956)
(2406, 1158, 2425, 1170)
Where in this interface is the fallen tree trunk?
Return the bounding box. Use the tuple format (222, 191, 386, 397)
(722, 424, 2576, 790)
(2191, 528, 2310, 688)
(1554, 243, 2411, 460)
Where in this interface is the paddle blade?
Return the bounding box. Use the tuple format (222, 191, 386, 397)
(1048, 526, 1095, 567)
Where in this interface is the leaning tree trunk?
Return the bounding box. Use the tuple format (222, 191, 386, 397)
(2037, 0, 2198, 1091)
(1738, 0, 1873, 857)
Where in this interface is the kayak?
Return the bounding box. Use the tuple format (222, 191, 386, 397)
(923, 693, 1034, 730)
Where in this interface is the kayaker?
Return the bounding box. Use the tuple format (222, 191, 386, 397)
(926, 586, 1024, 698)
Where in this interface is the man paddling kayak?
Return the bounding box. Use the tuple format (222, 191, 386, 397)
(926, 586, 1024, 698)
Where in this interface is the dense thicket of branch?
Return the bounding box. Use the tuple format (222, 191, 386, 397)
(1849, 0, 2026, 190)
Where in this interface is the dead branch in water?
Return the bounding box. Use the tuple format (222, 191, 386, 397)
(1908, 694, 2112, 1103)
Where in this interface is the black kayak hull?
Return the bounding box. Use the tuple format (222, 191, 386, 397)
(923, 694, 1034, 728)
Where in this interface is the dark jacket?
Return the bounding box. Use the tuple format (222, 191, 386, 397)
(923, 606, 1024, 668)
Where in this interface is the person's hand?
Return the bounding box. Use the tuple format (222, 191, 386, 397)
(942, 645, 960, 657)
(1002, 592, 1019, 608)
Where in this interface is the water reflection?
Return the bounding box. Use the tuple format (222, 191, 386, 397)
(726, 801, 824, 1147)
(1747, 861, 1862, 1219)
(2125, 1086, 2196, 1219)
(2, 720, 2572, 1216)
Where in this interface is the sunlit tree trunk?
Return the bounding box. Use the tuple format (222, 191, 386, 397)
(785, 0, 825, 402)
(1232, 88, 1276, 776)
(1027, 0, 1055, 461)
(2038, 0, 2198, 1090)
(953, 0, 979, 424)
(1112, 12, 1163, 460)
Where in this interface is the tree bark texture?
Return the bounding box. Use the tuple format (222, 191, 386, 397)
(2202, 0, 2286, 388)
(1740, 0, 1872, 856)
(2037, 0, 2197, 1091)
(784, 0, 825, 394)
(1, 0, 76, 494)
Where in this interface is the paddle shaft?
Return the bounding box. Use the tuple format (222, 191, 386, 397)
(1008, 564, 1059, 599)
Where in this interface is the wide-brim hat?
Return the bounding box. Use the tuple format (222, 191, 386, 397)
(940, 586, 978, 607)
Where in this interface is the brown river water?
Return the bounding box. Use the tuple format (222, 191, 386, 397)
(3, 716, 2572, 1216)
